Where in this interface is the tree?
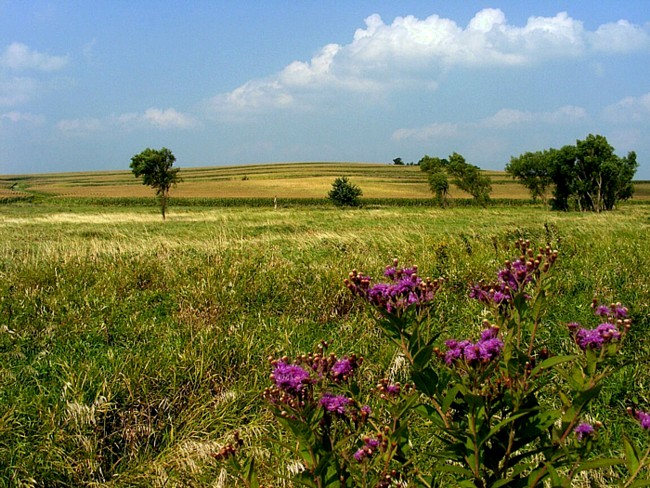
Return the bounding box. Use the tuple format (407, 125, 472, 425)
(393, 157, 404, 165)
(447, 152, 492, 205)
(506, 150, 554, 203)
(328, 176, 363, 207)
(515, 134, 640, 212)
(130, 147, 181, 220)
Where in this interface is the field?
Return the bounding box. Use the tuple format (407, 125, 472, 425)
(3, 162, 650, 202)
(0, 163, 649, 486)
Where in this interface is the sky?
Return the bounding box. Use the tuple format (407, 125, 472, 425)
(1, 1, 649, 179)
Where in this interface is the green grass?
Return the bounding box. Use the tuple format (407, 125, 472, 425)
(0, 202, 649, 485)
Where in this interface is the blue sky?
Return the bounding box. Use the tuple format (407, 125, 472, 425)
(1, 1, 649, 179)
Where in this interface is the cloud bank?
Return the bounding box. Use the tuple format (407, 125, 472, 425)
(208, 9, 649, 117)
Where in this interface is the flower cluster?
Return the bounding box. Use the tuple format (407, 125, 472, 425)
(443, 325, 503, 366)
(262, 343, 366, 420)
(345, 259, 442, 315)
(470, 240, 558, 306)
(568, 301, 630, 351)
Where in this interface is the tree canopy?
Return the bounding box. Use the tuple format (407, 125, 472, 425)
(419, 153, 491, 205)
(508, 134, 638, 211)
(130, 147, 181, 220)
(328, 176, 363, 207)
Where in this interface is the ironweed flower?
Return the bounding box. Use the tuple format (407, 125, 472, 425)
(320, 393, 351, 415)
(354, 436, 384, 462)
(571, 322, 622, 350)
(330, 355, 362, 382)
(574, 423, 596, 440)
(271, 361, 311, 395)
(444, 326, 503, 366)
(345, 259, 442, 315)
(470, 240, 558, 307)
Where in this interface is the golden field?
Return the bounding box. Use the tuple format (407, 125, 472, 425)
(1, 161, 648, 200)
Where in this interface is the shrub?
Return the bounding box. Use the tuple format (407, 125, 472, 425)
(328, 177, 363, 207)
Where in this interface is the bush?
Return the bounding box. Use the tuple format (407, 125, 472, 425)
(328, 177, 363, 207)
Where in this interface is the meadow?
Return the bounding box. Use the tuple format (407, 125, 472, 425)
(0, 163, 649, 486)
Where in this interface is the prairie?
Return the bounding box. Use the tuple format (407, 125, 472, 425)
(0, 162, 649, 485)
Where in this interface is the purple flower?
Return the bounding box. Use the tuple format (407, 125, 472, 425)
(331, 357, 354, 380)
(320, 393, 351, 415)
(613, 303, 628, 318)
(272, 361, 311, 395)
(573, 323, 621, 350)
(636, 411, 650, 430)
(594, 305, 611, 316)
(444, 329, 502, 367)
(574, 423, 595, 440)
(354, 437, 381, 462)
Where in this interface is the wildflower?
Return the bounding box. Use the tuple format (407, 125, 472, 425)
(444, 327, 503, 367)
(636, 411, 650, 430)
(320, 393, 351, 415)
(330, 357, 355, 381)
(354, 437, 381, 462)
(345, 260, 442, 315)
(572, 323, 621, 350)
(574, 423, 595, 440)
(272, 361, 311, 395)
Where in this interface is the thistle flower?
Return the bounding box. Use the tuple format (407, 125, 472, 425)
(574, 422, 595, 440)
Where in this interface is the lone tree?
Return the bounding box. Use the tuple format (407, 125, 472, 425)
(130, 147, 181, 220)
(328, 176, 363, 207)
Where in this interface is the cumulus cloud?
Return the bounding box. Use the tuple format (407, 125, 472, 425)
(603, 92, 650, 123)
(0, 42, 69, 71)
(209, 9, 648, 117)
(392, 105, 587, 141)
(142, 107, 197, 129)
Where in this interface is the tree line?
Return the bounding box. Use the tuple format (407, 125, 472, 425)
(418, 134, 638, 211)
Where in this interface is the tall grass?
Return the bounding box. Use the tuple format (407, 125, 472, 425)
(0, 203, 648, 485)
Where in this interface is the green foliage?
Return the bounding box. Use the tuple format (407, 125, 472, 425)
(506, 151, 554, 203)
(327, 176, 363, 207)
(393, 157, 405, 165)
(1, 203, 649, 486)
(447, 152, 493, 205)
(130, 147, 182, 219)
(510, 134, 638, 212)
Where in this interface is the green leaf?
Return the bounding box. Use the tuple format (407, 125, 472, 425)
(576, 457, 623, 473)
(530, 355, 577, 378)
(242, 456, 259, 488)
(443, 385, 460, 413)
(623, 435, 641, 474)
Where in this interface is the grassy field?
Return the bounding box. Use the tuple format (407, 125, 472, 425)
(0, 196, 649, 485)
(3, 162, 649, 202)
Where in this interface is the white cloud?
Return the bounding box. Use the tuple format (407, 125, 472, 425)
(0, 77, 38, 106)
(142, 107, 197, 129)
(588, 20, 650, 53)
(56, 117, 103, 134)
(209, 9, 647, 118)
(1, 111, 45, 125)
(481, 105, 587, 127)
(393, 105, 587, 141)
(58, 107, 198, 134)
(603, 92, 650, 122)
(0, 42, 69, 71)
(392, 122, 460, 141)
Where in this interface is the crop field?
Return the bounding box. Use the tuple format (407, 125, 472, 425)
(7, 162, 650, 202)
(0, 163, 649, 486)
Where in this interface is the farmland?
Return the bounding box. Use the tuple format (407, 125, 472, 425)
(0, 162, 649, 486)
